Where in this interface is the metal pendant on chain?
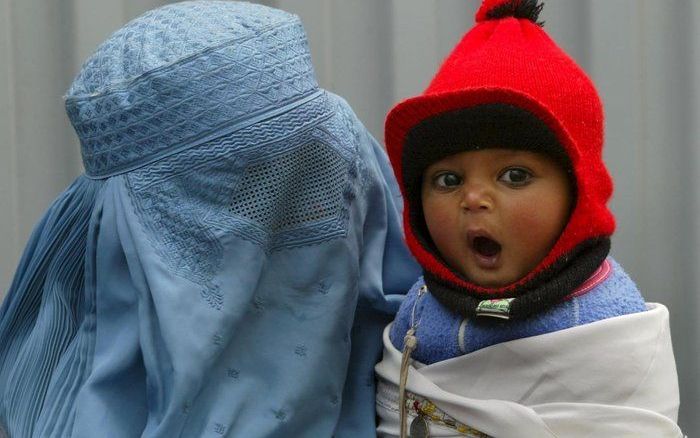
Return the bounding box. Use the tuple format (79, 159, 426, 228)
(409, 413, 430, 437)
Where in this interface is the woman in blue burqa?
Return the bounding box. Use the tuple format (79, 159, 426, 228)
(0, 2, 419, 437)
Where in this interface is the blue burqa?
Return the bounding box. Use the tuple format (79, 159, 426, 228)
(0, 2, 419, 437)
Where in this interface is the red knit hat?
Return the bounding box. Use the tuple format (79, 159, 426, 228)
(385, 0, 615, 318)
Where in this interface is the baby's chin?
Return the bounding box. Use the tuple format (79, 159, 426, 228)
(459, 267, 527, 289)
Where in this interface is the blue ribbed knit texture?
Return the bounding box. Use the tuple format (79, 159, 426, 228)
(390, 258, 647, 364)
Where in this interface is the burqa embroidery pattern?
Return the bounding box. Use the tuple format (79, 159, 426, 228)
(126, 96, 361, 310)
(66, 3, 316, 178)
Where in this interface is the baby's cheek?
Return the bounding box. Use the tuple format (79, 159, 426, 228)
(426, 215, 457, 244)
(507, 201, 563, 251)
(422, 207, 452, 245)
(423, 196, 459, 230)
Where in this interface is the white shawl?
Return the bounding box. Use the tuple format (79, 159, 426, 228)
(375, 303, 683, 437)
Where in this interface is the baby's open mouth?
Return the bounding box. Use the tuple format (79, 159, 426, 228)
(468, 232, 502, 268)
(472, 236, 501, 257)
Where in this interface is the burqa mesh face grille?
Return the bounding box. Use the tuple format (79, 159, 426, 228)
(125, 95, 358, 312)
(229, 141, 348, 232)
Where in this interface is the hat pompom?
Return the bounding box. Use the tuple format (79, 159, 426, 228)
(475, 0, 545, 26)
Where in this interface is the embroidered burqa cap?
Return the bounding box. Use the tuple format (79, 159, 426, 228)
(385, 0, 614, 319)
(0, 2, 418, 436)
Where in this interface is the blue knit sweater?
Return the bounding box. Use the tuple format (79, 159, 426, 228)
(389, 258, 647, 364)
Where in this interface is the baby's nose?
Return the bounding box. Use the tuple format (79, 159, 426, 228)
(460, 184, 493, 211)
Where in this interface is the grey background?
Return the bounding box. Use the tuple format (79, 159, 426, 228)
(1, 0, 698, 434)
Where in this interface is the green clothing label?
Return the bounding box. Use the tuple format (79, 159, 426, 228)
(476, 298, 515, 319)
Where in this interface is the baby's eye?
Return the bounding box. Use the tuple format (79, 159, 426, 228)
(498, 167, 533, 186)
(433, 172, 462, 189)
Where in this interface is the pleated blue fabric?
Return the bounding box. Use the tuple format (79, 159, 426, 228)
(0, 2, 419, 437)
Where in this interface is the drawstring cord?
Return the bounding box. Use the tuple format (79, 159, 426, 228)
(398, 285, 427, 438)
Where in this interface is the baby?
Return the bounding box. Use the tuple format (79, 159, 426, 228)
(375, 1, 683, 437)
